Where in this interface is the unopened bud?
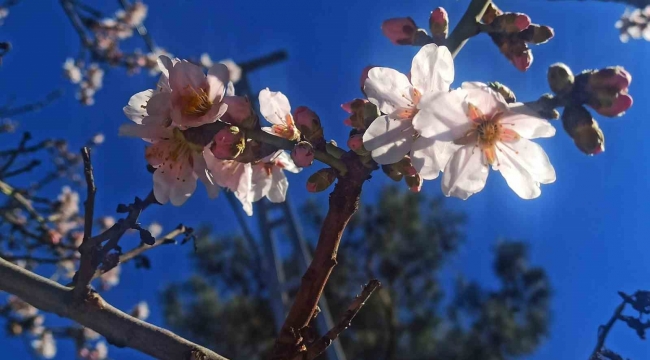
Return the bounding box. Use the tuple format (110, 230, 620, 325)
(347, 134, 367, 154)
(547, 63, 575, 95)
(8, 322, 22, 336)
(291, 141, 315, 167)
(588, 91, 633, 117)
(293, 106, 323, 142)
(429, 7, 448, 43)
(381, 165, 403, 182)
(210, 126, 245, 160)
(222, 96, 255, 128)
(488, 82, 517, 103)
(394, 156, 417, 176)
(521, 24, 554, 44)
(307, 168, 337, 193)
(492, 13, 531, 33)
(341, 98, 372, 130)
(512, 50, 533, 72)
(588, 66, 632, 91)
(482, 3, 503, 24)
(405, 174, 423, 193)
(381, 17, 418, 45)
(562, 105, 605, 155)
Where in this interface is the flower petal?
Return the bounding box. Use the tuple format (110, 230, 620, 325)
(502, 103, 556, 139)
(500, 138, 555, 184)
(194, 152, 219, 199)
(207, 63, 229, 102)
(169, 171, 197, 206)
(276, 151, 301, 173)
(415, 90, 471, 142)
(146, 91, 171, 116)
(362, 115, 414, 164)
(461, 82, 508, 117)
(411, 139, 458, 180)
(124, 90, 153, 123)
(251, 164, 273, 202)
(259, 88, 291, 125)
(364, 67, 413, 115)
(152, 169, 171, 205)
(442, 145, 488, 199)
(169, 60, 206, 92)
(267, 167, 288, 203)
(118, 123, 171, 140)
(410, 44, 454, 94)
(494, 145, 541, 200)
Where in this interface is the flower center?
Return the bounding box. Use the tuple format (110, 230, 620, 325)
(476, 121, 501, 147)
(181, 86, 212, 117)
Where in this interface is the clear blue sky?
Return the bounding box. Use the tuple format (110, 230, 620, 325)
(1, 0, 649, 359)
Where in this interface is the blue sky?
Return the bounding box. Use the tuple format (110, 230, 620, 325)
(1, 0, 649, 359)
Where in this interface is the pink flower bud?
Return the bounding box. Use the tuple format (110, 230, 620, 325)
(210, 126, 245, 160)
(405, 174, 423, 193)
(589, 66, 632, 91)
(514, 14, 532, 31)
(221, 96, 254, 127)
(341, 99, 372, 130)
(381, 17, 418, 45)
(293, 106, 322, 136)
(512, 50, 533, 72)
(291, 141, 315, 167)
(347, 134, 364, 152)
(591, 93, 633, 117)
(307, 168, 337, 193)
(429, 7, 448, 41)
(521, 24, 554, 44)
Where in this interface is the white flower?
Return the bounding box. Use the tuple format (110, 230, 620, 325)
(362, 44, 454, 179)
(219, 59, 242, 84)
(413, 82, 556, 199)
(8, 295, 38, 318)
(32, 331, 56, 359)
(130, 301, 150, 320)
(63, 58, 82, 84)
(200, 53, 214, 68)
(251, 151, 300, 203)
(259, 88, 300, 140)
(147, 222, 163, 238)
(57, 186, 80, 219)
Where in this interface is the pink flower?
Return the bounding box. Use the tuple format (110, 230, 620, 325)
(221, 96, 253, 127)
(157, 55, 229, 128)
(382, 17, 418, 45)
(204, 154, 253, 215)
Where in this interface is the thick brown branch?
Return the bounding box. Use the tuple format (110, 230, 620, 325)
(0, 257, 229, 360)
(296, 280, 381, 360)
(271, 153, 372, 359)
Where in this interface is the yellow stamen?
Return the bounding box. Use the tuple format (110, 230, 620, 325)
(181, 86, 212, 116)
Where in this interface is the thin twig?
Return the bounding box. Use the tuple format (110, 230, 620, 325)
(0, 90, 63, 118)
(1, 160, 41, 178)
(590, 300, 627, 359)
(90, 226, 185, 280)
(60, 0, 93, 47)
(0, 132, 31, 176)
(72, 148, 97, 300)
(295, 280, 381, 360)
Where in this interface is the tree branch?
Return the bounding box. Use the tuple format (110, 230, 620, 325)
(271, 153, 372, 359)
(295, 279, 381, 360)
(0, 257, 229, 360)
(446, 0, 492, 57)
(590, 300, 627, 359)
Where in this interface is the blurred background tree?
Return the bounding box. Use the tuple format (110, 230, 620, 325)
(161, 186, 551, 360)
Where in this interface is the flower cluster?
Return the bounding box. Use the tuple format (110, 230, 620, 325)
(359, 43, 557, 199)
(121, 56, 301, 214)
(481, 3, 554, 71)
(63, 59, 105, 105)
(616, 6, 650, 43)
(546, 63, 632, 155)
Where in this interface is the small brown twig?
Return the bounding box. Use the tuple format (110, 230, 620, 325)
(293, 279, 381, 360)
(72, 147, 97, 301)
(446, 0, 492, 58)
(90, 226, 186, 281)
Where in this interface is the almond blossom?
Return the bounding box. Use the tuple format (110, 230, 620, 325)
(362, 43, 454, 179)
(204, 155, 253, 215)
(259, 88, 300, 140)
(251, 151, 300, 203)
(413, 82, 556, 199)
